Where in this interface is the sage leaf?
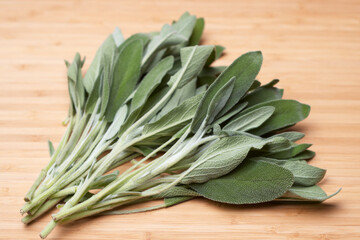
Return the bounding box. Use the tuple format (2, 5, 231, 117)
(105, 39, 143, 121)
(142, 93, 204, 137)
(206, 77, 235, 124)
(281, 185, 341, 202)
(181, 135, 291, 184)
(273, 131, 305, 142)
(265, 143, 312, 159)
(223, 106, 275, 132)
(189, 17, 204, 46)
(192, 51, 263, 132)
(83, 29, 119, 93)
(190, 160, 294, 204)
(253, 157, 326, 186)
(242, 99, 310, 135)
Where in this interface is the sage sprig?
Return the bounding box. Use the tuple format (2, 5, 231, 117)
(20, 12, 340, 239)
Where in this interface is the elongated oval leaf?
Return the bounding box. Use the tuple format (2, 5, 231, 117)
(168, 45, 214, 88)
(253, 157, 326, 186)
(223, 106, 275, 132)
(281, 185, 341, 202)
(189, 17, 204, 46)
(105, 39, 143, 121)
(206, 77, 235, 124)
(191, 51, 263, 132)
(241, 99, 310, 135)
(273, 131, 305, 142)
(83, 29, 120, 93)
(104, 105, 128, 140)
(131, 56, 174, 113)
(266, 143, 312, 159)
(181, 135, 292, 184)
(242, 86, 283, 107)
(190, 160, 294, 204)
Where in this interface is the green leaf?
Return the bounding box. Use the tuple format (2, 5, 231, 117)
(192, 51, 263, 132)
(205, 45, 226, 67)
(105, 39, 143, 121)
(266, 143, 312, 159)
(181, 135, 292, 184)
(223, 106, 275, 132)
(206, 77, 235, 124)
(142, 13, 196, 67)
(154, 186, 200, 199)
(131, 56, 174, 113)
(212, 102, 248, 126)
(168, 45, 214, 88)
(142, 93, 204, 137)
(104, 105, 128, 140)
(190, 160, 294, 204)
(273, 131, 305, 142)
(99, 58, 110, 118)
(286, 150, 315, 161)
(242, 85, 283, 107)
(253, 157, 326, 186)
(47, 140, 55, 157)
(164, 196, 193, 207)
(85, 71, 102, 114)
(83, 30, 118, 93)
(241, 99, 310, 135)
(189, 17, 204, 46)
(281, 185, 341, 202)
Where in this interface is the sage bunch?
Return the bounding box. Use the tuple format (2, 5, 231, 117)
(20, 12, 340, 239)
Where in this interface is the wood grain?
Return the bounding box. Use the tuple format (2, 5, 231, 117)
(0, 0, 359, 239)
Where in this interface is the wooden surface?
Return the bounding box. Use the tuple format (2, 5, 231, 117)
(0, 0, 359, 239)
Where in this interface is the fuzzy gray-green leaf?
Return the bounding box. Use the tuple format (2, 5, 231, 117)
(190, 160, 294, 204)
(192, 51, 263, 132)
(142, 93, 203, 137)
(181, 135, 292, 184)
(223, 106, 275, 132)
(105, 39, 143, 121)
(242, 99, 310, 135)
(281, 185, 341, 202)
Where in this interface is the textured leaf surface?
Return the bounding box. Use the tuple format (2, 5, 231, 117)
(192, 51, 263, 132)
(223, 106, 274, 132)
(253, 157, 326, 186)
(142, 93, 203, 137)
(181, 135, 292, 184)
(281, 185, 341, 202)
(190, 160, 294, 204)
(105, 39, 143, 121)
(242, 99, 310, 135)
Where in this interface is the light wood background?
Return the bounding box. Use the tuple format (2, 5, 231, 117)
(0, 0, 359, 239)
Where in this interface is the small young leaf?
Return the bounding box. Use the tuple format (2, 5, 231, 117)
(281, 185, 341, 202)
(190, 160, 294, 204)
(47, 140, 55, 157)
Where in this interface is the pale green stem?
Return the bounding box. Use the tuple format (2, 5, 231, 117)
(24, 116, 75, 202)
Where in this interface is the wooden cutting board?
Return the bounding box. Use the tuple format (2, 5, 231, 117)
(1, 0, 359, 239)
